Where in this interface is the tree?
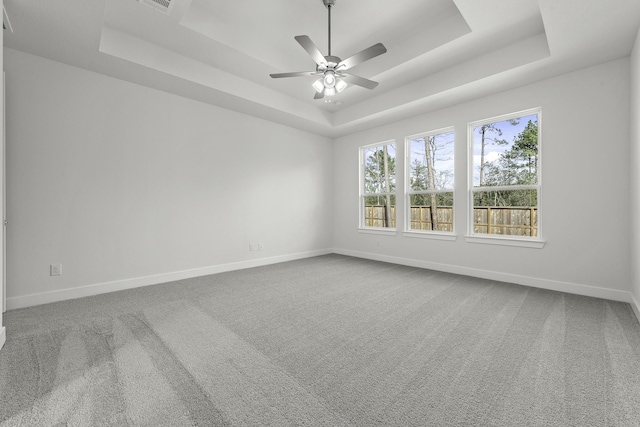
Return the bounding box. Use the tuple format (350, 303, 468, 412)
(409, 134, 454, 230)
(477, 124, 506, 186)
(480, 119, 538, 207)
(364, 146, 396, 227)
(382, 145, 392, 226)
(364, 148, 395, 192)
(424, 135, 439, 228)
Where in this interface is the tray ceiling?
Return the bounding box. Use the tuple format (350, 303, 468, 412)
(4, 0, 640, 137)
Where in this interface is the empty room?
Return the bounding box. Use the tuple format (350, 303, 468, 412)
(1, 0, 640, 425)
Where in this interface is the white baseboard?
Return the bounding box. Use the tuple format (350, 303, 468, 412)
(6, 249, 333, 310)
(334, 248, 633, 303)
(0, 327, 5, 351)
(6, 247, 639, 316)
(631, 293, 640, 325)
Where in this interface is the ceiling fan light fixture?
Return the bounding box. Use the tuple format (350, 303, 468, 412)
(323, 71, 336, 88)
(335, 78, 347, 93)
(312, 78, 325, 93)
(324, 87, 337, 97)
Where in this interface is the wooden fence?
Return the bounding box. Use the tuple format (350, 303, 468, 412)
(410, 206, 453, 232)
(364, 205, 397, 229)
(473, 206, 537, 237)
(365, 205, 538, 237)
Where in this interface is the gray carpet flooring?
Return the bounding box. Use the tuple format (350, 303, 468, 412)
(1, 254, 640, 426)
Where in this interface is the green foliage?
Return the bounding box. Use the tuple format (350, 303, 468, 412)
(484, 119, 538, 187)
(477, 119, 539, 207)
(409, 159, 453, 191)
(410, 192, 453, 207)
(409, 134, 454, 192)
(364, 147, 396, 194)
(409, 159, 427, 191)
(474, 189, 537, 208)
(364, 195, 396, 206)
(478, 123, 506, 145)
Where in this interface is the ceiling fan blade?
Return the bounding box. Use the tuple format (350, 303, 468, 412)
(295, 35, 327, 66)
(270, 71, 317, 79)
(342, 73, 379, 90)
(314, 90, 324, 100)
(338, 43, 387, 70)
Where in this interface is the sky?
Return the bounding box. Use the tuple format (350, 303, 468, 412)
(471, 113, 538, 186)
(365, 112, 538, 190)
(408, 131, 455, 190)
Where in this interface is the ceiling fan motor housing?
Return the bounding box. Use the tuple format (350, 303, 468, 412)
(320, 56, 342, 70)
(316, 56, 342, 73)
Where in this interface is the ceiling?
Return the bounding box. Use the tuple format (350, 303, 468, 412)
(3, 0, 640, 138)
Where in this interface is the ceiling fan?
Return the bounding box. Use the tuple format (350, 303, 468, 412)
(269, 0, 387, 99)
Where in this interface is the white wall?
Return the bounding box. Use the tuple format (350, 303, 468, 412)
(334, 58, 632, 302)
(3, 46, 637, 313)
(4, 48, 333, 308)
(630, 28, 640, 318)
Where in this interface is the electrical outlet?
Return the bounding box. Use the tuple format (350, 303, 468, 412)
(249, 243, 255, 252)
(258, 243, 263, 251)
(50, 264, 62, 276)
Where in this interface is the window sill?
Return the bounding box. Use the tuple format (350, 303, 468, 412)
(403, 231, 457, 241)
(465, 235, 545, 248)
(358, 227, 397, 236)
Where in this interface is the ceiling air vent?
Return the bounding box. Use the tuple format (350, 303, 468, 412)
(138, 0, 174, 15)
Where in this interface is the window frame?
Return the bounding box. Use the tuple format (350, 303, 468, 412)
(466, 108, 545, 248)
(403, 127, 457, 241)
(359, 140, 397, 234)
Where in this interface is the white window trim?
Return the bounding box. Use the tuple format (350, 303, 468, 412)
(404, 127, 456, 237)
(403, 230, 457, 241)
(359, 228, 398, 236)
(465, 234, 545, 248)
(467, 108, 544, 246)
(359, 140, 397, 231)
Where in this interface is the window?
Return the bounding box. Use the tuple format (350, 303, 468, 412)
(406, 128, 455, 234)
(360, 141, 396, 229)
(469, 109, 540, 240)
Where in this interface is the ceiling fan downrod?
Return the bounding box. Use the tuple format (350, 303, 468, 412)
(323, 0, 335, 56)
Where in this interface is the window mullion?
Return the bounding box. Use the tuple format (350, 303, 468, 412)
(472, 184, 538, 192)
